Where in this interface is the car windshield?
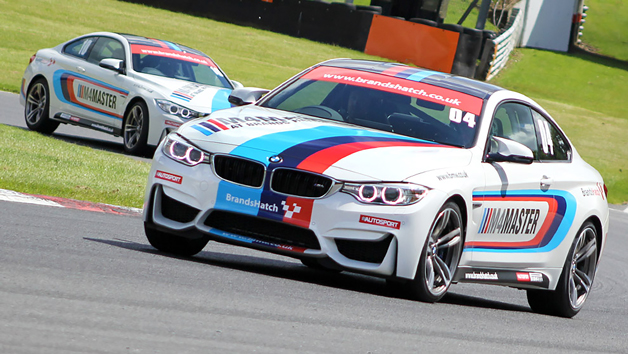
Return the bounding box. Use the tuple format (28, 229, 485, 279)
(260, 66, 484, 148)
(130, 45, 232, 89)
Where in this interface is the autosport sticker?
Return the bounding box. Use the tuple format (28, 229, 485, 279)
(467, 190, 576, 253)
(155, 170, 182, 184)
(214, 125, 445, 228)
(303, 66, 484, 115)
(131, 44, 217, 68)
(359, 215, 401, 229)
(53, 70, 128, 120)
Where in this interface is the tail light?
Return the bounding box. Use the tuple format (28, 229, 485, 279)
(29, 54, 36, 64)
(603, 184, 608, 199)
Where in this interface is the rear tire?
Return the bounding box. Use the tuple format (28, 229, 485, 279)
(24, 78, 60, 135)
(527, 221, 598, 318)
(145, 223, 209, 257)
(123, 101, 149, 156)
(408, 202, 464, 302)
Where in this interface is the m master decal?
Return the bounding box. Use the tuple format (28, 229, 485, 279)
(477, 208, 541, 235)
(53, 70, 128, 119)
(77, 83, 118, 109)
(467, 190, 576, 253)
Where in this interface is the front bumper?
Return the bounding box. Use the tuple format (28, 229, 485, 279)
(144, 148, 446, 279)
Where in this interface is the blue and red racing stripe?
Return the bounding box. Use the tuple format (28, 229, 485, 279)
(212, 126, 446, 231)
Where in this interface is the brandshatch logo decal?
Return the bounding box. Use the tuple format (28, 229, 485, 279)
(281, 201, 302, 218)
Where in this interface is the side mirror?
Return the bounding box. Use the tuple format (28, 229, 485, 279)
(99, 58, 125, 74)
(228, 87, 270, 106)
(486, 136, 534, 164)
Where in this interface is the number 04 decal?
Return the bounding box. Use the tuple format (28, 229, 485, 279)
(449, 108, 476, 128)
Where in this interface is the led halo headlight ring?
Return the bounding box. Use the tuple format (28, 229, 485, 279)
(343, 182, 429, 206)
(382, 186, 404, 205)
(358, 185, 378, 203)
(168, 105, 191, 118)
(163, 135, 206, 166)
(156, 99, 202, 120)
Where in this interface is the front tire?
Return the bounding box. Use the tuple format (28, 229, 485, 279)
(527, 221, 598, 318)
(123, 101, 149, 155)
(24, 78, 60, 134)
(145, 223, 210, 257)
(408, 202, 464, 302)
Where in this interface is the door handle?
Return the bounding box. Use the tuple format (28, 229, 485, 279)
(540, 175, 553, 189)
(77, 66, 86, 72)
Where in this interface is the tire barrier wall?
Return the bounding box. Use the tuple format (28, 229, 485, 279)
(482, 7, 524, 81)
(121, 0, 494, 79)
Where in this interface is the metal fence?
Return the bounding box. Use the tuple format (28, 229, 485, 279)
(486, 7, 524, 81)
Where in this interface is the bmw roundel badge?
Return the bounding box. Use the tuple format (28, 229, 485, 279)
(269, 155, 283, 164)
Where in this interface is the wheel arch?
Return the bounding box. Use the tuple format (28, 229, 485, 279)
(584, 215, 604, 263)
(26, 74, 49, 92)
(123, 96, 149, 120)
(446, 194, 468, 240)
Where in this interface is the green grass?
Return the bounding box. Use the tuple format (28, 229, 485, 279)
(491, 49, 628, 120)
(0, 124, 149, 208)
(580, 0, 628, 61)
(0, 0, 626, 205)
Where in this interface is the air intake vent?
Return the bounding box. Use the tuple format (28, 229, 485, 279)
(271, 168, 333, 198)
(160, 190, 200, 223)
(335, 234, 394, 264)
(213, 155, 265, 187)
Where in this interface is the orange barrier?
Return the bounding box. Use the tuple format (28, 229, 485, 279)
(365, 15, 460, 73)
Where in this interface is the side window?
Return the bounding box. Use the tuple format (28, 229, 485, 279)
(532, 110, 572, 161)
(87, 37, 125, 65)
(490, 102, 538, 156)
(63, 37, 96, 60)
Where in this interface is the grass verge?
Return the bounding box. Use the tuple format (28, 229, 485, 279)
(0, 125, 149, 208)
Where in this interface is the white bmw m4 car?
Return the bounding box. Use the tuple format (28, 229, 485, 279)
(20, 32, 240, 155)
(143, 59, 609, 317)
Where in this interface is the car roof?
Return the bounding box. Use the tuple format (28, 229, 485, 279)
(319, 58, 503, 100)
(116, 33, 209, 58)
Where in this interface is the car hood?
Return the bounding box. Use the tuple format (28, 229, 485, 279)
(177, 106, 473, 181)
(134, 73, 232, 113)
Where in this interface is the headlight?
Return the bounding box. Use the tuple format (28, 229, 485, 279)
(155, 99, 207, 120)
(162, 134, 209, 166)
(341, 183, 428, 206)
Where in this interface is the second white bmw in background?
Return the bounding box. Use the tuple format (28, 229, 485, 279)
(143, 59, 609, 318)
(20, 32, 240, 155)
